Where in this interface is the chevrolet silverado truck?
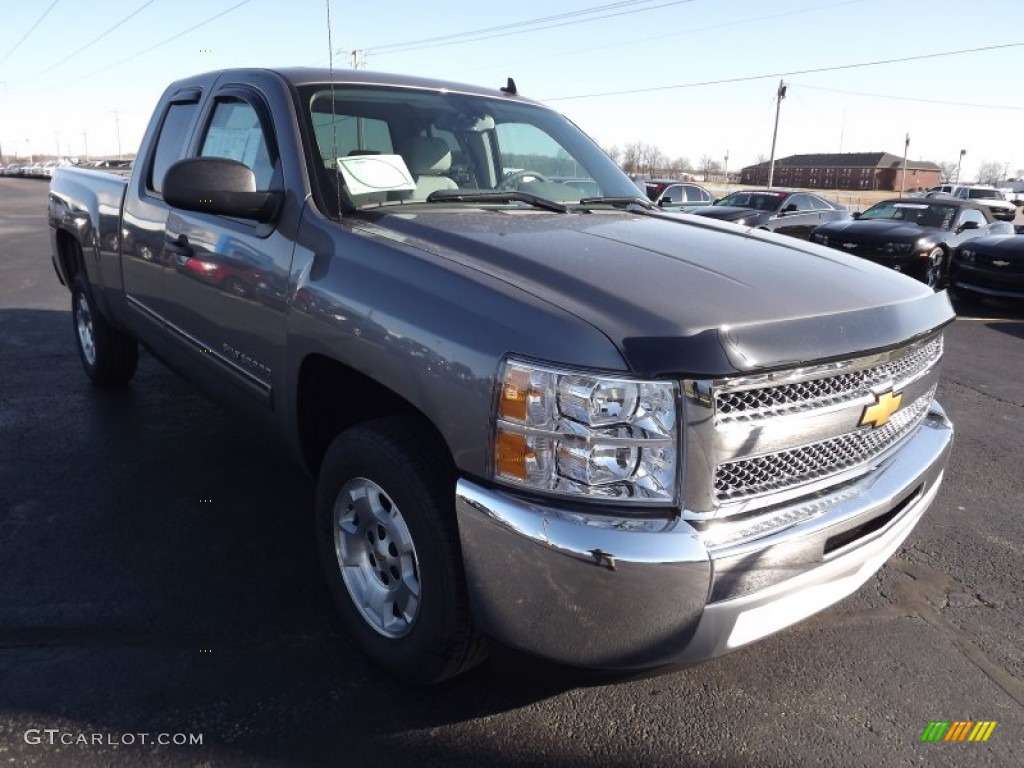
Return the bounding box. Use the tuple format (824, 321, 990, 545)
(49, 68, 954, 684)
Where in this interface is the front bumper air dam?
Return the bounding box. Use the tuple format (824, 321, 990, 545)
(455, 403, 953, 670)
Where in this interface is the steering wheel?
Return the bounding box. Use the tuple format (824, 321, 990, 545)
(499, 170, 550, 190)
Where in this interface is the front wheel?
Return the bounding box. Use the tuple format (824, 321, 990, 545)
(923, 247, 946, 291)
(314, 416, 486, 684)
(71, 275, 138, 386)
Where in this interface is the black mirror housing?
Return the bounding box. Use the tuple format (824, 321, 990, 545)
(957, 220, 980, 232)
(163, 157, 281, 222)
(852, 211, 862, 219)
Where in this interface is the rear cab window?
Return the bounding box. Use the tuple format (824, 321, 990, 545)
(148, 95, 201, 195)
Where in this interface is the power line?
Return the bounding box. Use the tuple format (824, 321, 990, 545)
(793, 82, 1024, 112)
(0, 1, 60, 67)
(368, 0, 662, 52)
(441, 0, 864, 79)
(23, 0, 160, 84)
(68, 0, 253, 83)
(374, 0, 698, 56)
(543, 41, 1024, 101)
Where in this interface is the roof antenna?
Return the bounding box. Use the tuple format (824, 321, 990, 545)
(326, 0, 342, 219)
(500, 77, 517, 96)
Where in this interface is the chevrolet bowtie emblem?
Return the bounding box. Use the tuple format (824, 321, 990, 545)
(860, 390, 903, 429)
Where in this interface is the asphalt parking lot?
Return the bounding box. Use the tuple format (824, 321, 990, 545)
(1, 177, 1022, 767)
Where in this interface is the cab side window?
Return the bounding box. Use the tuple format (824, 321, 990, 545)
(199, 98, 275, 191)
(149, 101, 199, 194)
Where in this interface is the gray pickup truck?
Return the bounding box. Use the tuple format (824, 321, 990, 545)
(49, 67, 954, 683)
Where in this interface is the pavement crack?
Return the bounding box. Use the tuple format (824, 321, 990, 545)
(888, 558, 1024, 707)
(944, 376, 1024, 409)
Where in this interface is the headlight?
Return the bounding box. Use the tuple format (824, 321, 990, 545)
(733, 218, 747, 226)
(959, 249, 975, 265)
(811, 233, 829, 245)
(493, 359, 678, 504)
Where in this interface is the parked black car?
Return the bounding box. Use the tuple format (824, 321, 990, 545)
(950, 233, 1024, 301)
(636, 179, 716, 211)
(690, 189, 849, 239)
(810, 198, 1012, 290)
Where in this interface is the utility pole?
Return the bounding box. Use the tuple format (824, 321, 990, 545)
(82, 130, 89, 162)
(767, 80, 787, 189)
(955, 149, 966, 184)
(899, 133, 909, 198)
(724, 149, 729, 188)
(111, 110, 122, 160)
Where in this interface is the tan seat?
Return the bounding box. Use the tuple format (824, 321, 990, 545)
(405, 136, 458, 199)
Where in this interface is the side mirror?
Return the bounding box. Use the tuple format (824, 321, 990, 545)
(957, 220, 980, 233)
(163, 157, 281, 222)
(852, 211, 862, 219)
(780, 203, 797, 214)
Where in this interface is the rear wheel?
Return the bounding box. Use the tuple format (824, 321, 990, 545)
(71, 275, 138, 386)
(314, 416, 486, 684)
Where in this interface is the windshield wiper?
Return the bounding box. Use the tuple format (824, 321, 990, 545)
(426, 190, 569, 213)
(577, 195, 655, 210)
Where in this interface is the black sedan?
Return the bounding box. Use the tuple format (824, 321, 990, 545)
(689, 189, 849, 239)
(810, 199, 1013, 290)
(950, 233, 1024, 302)
(637, 179, 716, 211)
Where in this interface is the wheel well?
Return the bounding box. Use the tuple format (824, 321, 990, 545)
(296, 354, 448, 476)
(56, 230, 85, 286)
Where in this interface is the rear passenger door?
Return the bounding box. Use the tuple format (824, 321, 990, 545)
(160, 87, 293, 409)
(122, 89, 202, 328)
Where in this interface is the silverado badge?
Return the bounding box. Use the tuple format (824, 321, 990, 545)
(860, 390, 903, 429)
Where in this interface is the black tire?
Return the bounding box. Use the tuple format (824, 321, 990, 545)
(923, 247, 947, 291)
(314, 416, 486, 684)
(223, 276, 249, 297)
(71, 275, 138, 386)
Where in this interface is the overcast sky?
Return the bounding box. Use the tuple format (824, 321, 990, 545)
(1, 0, 1021, 181)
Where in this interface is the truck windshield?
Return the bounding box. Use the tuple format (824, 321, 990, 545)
(298, 83, 640, 212)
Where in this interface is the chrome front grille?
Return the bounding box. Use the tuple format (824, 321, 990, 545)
(714, 388, 934, 502)
(683, 333, 945, 516)
(715, 337, 942, 420)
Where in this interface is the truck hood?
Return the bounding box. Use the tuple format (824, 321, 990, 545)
(358, 208, 953, 377)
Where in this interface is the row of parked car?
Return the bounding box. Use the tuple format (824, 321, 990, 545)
(636, 179, 1023, 302)
(0, 159, 132, 179)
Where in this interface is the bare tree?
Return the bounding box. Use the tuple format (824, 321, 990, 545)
(976, 160, 1002, 185)
(700, 154, 722, 180)
(602, 144, 622, 166)
(644, 146, 668, 176)
(621, 142, 644, 175)
(938, 161, 957, 183)
(670, 156, 692, 177)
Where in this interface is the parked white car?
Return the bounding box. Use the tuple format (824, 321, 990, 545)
(924, 184, 1016, 221)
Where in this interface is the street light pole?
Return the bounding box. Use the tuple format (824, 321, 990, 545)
(899, 133, 909, 198)
(767, 80, 787, 189)
(955, 149, 966, 184)
(724, 149, 729, 189)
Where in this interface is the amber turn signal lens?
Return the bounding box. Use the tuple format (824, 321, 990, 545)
(498, 366, 530, 422)
(494, 431, 531, 480)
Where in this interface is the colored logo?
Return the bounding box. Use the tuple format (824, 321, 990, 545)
(859, 389, 903, 429)
(920, 721, 997, 742)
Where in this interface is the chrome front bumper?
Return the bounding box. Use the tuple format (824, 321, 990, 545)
(455, 403, 953, 669)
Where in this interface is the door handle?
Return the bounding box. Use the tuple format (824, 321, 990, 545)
(164, 234, 193, 259)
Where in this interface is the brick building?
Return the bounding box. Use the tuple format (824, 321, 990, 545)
(740, 152, 941, 191)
